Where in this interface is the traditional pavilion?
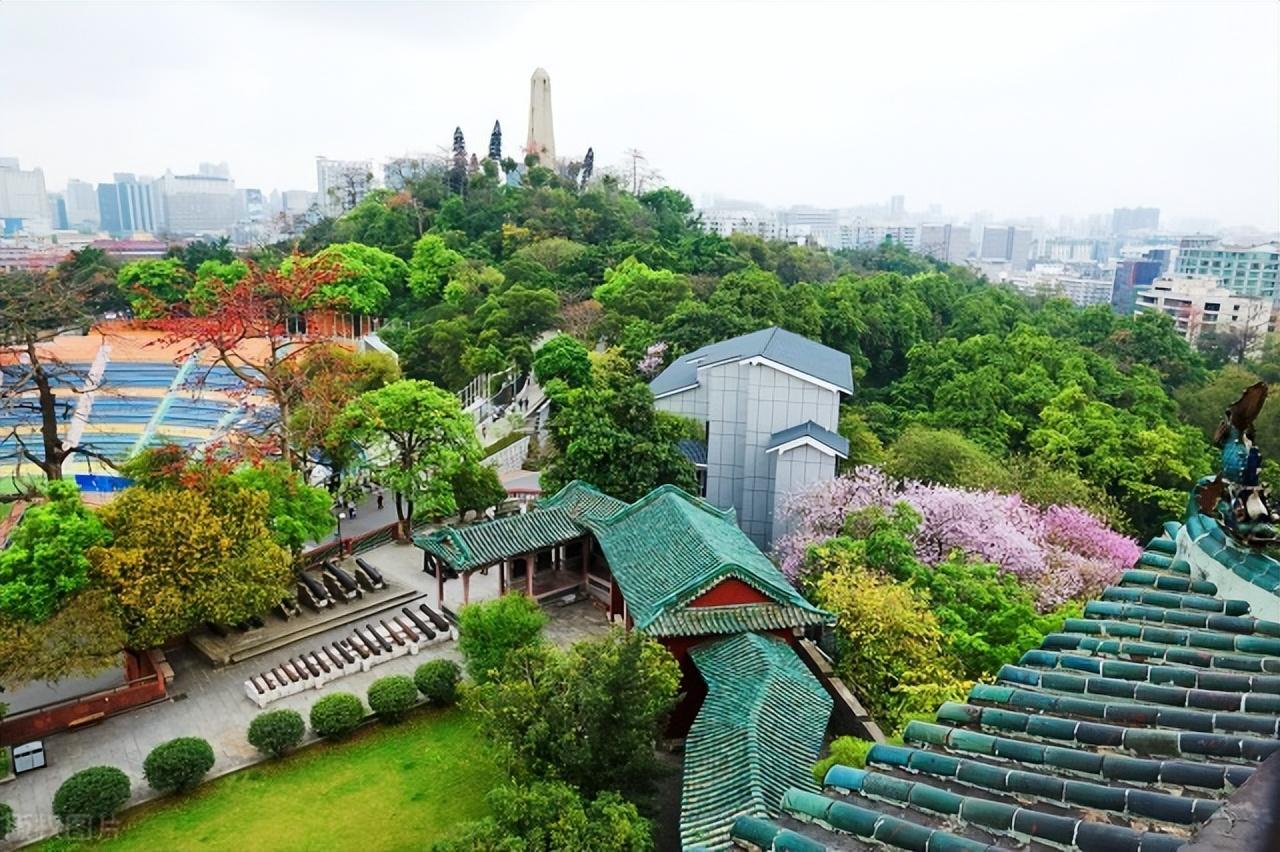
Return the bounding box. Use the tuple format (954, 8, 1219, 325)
(415, 480, 836, 849)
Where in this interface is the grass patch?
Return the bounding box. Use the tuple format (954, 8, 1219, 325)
(40, 707, 499, 852)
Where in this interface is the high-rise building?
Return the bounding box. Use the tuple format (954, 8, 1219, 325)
(526, 67, 556, 167)
(48, 193, 68, 230)
(1174, 241, 1280, 300)
(316, 157, 372, 217)
(917, 224, 970, 263)
(836, 223, 917, 251)
(889, 195, 905, 219)
(980, 225, 1033, 270)
(1112, 207, 1160, 235)
(152, 169, 237, 235)
(64, 179, 100, 230)
(1112, 257, 1164, 314)
(97, 173, 158, 236)
(0, 157, 51, 232)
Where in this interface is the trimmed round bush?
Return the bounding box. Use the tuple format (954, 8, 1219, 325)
(310, 692, 364, 739)
(52, 765, 131, 830)
(0, 801, 13, 840)
(415, 659, 461, 706)
(247, 708, 305, 758)
(367, 674, 418, 722)
(143, 737, 215, 793)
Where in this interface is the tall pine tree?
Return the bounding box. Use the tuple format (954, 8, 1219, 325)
(581, 147, 594, 190)
(488, 120, 502, 161)
(450, 126, 468, 195)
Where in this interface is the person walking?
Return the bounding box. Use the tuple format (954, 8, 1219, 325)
(376, 491, 384, 511)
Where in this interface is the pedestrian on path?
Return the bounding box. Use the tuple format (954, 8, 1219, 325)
(376, 491, 384, 511)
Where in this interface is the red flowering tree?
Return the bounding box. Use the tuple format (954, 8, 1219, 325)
(151, 255, 346, 471)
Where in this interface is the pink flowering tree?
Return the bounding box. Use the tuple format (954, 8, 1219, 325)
(775, 467, 1140, 610)
(637, 342, 669, 378)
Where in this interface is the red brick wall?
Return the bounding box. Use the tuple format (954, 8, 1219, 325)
(0, 652, 167, 744)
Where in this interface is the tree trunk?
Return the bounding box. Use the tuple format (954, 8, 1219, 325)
(27, 338, 66, 480)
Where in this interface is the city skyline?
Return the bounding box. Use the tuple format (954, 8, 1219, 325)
(1, 2, 1278, 229)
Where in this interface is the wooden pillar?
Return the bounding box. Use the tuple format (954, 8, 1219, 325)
(462, 571, 471, 605)
(499, 559, 507, 595)
(436, 559, 444, 610)
(526, 551, 535, 597)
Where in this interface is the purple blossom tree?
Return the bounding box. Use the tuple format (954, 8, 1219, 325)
(775, 467, 1140, 610)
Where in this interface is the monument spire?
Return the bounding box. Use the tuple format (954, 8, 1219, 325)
(526, 67, 556, 167)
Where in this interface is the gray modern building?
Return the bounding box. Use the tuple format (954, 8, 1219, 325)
(650, 327, 853, 548)
(980, 225, 1033, 270)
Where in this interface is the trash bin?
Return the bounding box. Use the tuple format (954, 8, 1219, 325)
(13, 740, 46, 773)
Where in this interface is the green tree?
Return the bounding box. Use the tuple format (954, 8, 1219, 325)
(541, 359, 698, 502)
(592, 257, 690, 324)
(432, 781, 652, 852)
(0, 589, 124, 689)
(229, 462, 334, 554)
(451, 461, 508, 522)
(334, 379, 480, 530)
(532, 334, 593, 388)
(0, 480, 110, 621)
(457, 593, 548, 684)
(309, 242, 407, 314)
(407, 234, 465, 302)
(472, 629, 680, 798)
(116, 258, 192, 317)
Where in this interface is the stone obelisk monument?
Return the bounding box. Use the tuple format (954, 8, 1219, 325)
(525, 67, 556, 167)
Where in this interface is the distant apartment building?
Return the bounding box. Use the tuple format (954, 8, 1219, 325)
(782, 207, 840, 247)
(980, 225, 1033, 270)
(836, 223, 917, 252)
(1112, 257, 1164, 314)
(1008, 265, 1114, 307)
(47, 193, 68, 230)
(1174, 241, 1280, 300)
(1040, 237, 1106, 263)
(151, 169, 237, 235)
(1136, 276, 1270, 353)
(64, 179, 100, 230)
(1112, 207, 1160, 235)
(698, 208, 788, 242)
(917, 224, 970, 263)
(97, 174, 158, 236)
(0, 158, 51, 234)
(316, 157, 373, 217)
(650, 327, 853, 548)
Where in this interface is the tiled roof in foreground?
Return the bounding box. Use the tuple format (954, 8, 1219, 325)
(682, 633, 833, 851)
(729, 525, 1280, 852)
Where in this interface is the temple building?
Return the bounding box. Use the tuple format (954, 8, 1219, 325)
(416, 480, 837, 849)
(649, 327, 853, 548)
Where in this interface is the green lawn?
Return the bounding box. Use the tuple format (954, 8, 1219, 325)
(41, 707, 500, 852)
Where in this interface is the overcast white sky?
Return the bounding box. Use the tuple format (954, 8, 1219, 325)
(1, 1, 1277, 228)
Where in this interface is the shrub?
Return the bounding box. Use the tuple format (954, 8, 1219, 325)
(52, 765, 131, 830)
(457, 593, 547, 684)
(812, 736, 876, 783)
(0, 802, 12, 840)
(367, 675, 418, 722)
(143, 737, 215, 793)
(415, 659, 462, 706)
(247, 708, 305, 758)
(310, 692, 364, 739)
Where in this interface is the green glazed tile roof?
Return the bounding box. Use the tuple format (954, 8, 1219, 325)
(743, 531, 1280, 852)
(585, 485, 829, 631)
(647, 603, 831, 637)
(414, 507, 583, 572)
(536, 478, 628, 520)
(680, 633, 833, 851)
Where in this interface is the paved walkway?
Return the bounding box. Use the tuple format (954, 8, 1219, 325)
(0, 538, 609, 848)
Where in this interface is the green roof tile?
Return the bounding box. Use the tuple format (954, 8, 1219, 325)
(680, 633, 832, 851)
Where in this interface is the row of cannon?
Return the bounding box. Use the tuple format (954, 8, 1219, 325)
(290, 558, 386, 614)
(242, 601, 455, 708)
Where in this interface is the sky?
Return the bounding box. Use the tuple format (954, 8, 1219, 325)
(1, 1, 1277, 229)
